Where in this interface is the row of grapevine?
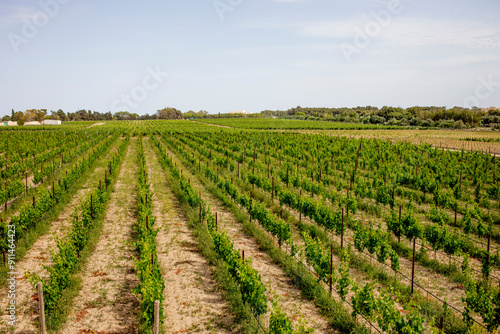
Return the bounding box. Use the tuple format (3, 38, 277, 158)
(0, 131, 108, 207)
(182, 130, 499, 273)
(0, 133, 120, 264)
(150, 135, 308, 333)
(165, 130, 495, 333)
(172, 133, 423, 333)
(27, 136, 129, 320)
(133, 137, 165, 327)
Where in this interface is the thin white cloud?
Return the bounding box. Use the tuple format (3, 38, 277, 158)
(427, 54, 500, 67)
(0, 5, 38, 30)
(299, 17, 500, 50)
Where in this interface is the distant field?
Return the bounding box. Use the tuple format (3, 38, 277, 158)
(196, 118, 402, 130)
(299, 128, 500, 154)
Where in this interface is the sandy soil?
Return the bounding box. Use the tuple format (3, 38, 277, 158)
(59, 140, 138, 334)
(88, 123, 105, 128)
(191, 121, 232, 129)
(143, 138, 238, 333)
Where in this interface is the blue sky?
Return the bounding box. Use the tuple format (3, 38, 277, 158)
(1, 0, 499, 115)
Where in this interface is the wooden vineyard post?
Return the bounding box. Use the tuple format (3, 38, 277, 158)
(329, 244, 333, 295)
(146, 215, 149, 229)
(38, 282, 47, 334)
(52, 182, 55, 204)
(398, 206, 402, 243)
(486, 233, 491, 279)
(33, 196, 35, 208)
(286, 167, 289, 187)
(411, 237, 416, 294)
(90, 194, 93, 220)
(299, 190, 302, 222)
(153, 300, 160, 334)
(341, 208, 344, 249)
(459, 168, 462, 195)
(215, 212, 218, 231)
(454, 202, 457, 226)
(439, 315, 444, 334)
(199, 193, 202, 225)
(4, 183, 7, 211)
(237, 162, 240, 178)
(242, 249, 245, 261)
(272, 176, 274, 200)
(1, 219, 4, 265)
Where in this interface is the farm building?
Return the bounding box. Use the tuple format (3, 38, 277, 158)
(1, 120, 62, 126)
(43, 119, 62, 125)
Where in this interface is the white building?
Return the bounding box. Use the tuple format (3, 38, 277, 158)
(1, 121, 18, 126)
(43, 120, 62, 125)
(227, 110, 251, 115)
(24, 121, 42, 126)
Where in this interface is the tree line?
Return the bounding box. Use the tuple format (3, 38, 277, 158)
(261, 106, 500, 129)
(3, 106, 499, 128)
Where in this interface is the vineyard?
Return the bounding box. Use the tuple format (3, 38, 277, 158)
(0, 120, 499, 334)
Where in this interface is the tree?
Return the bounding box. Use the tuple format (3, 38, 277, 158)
(197, 110, 208, 117)
(57, 109, 68, 121)
(50, 110, 60, 120)
(183, 110, 197, 119)
(25, 109, 47, 122)
(157, 107, 182, 120)
(12, 111, 22, 122)
(16, 112, 26, 125)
